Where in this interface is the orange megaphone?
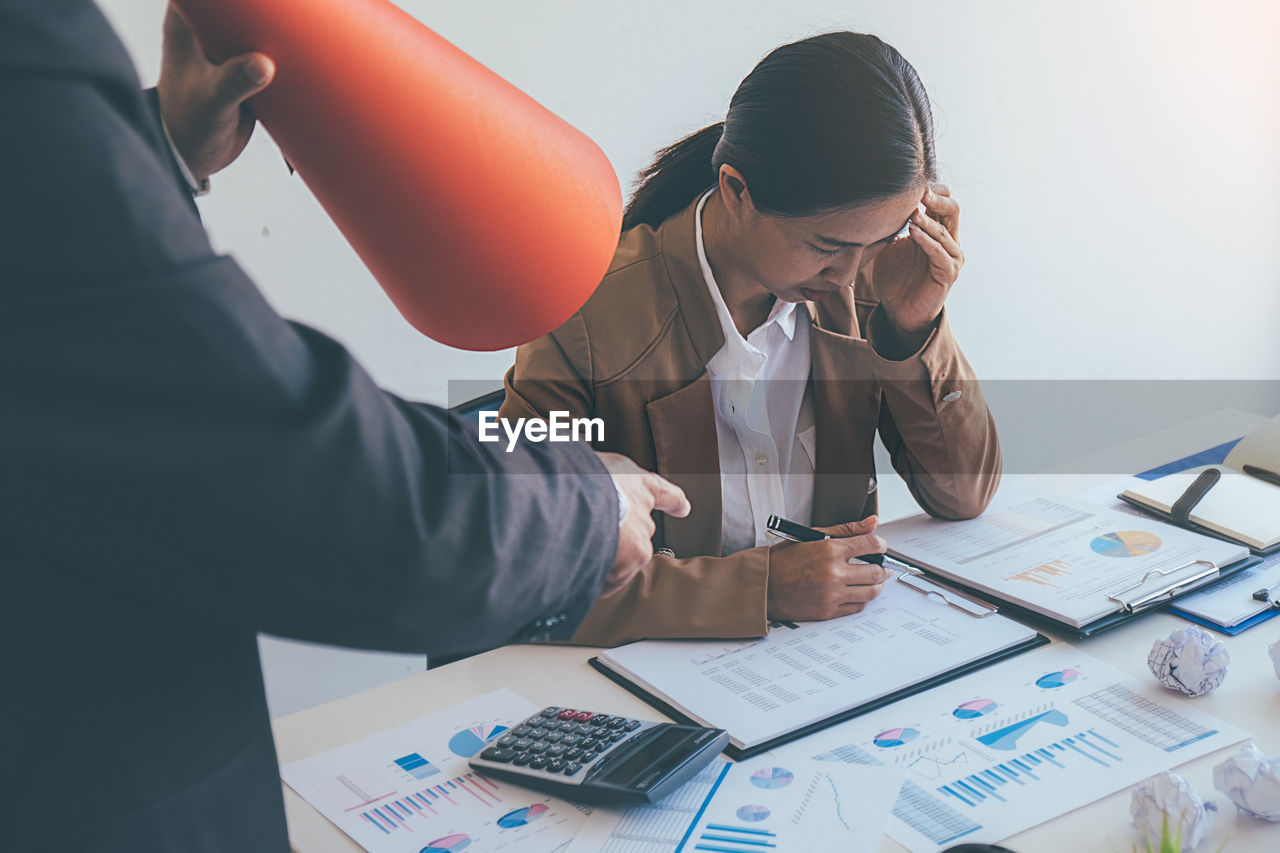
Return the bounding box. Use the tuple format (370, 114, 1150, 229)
(171, 0, 621, 351)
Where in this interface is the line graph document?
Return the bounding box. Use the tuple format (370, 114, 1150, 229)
(882, 491, 1248, 627)
(280, 690, 590, 853)
(786, 645, 1246, 852)
(566, 756, 901, 853)
(595, 580, 1039, 751)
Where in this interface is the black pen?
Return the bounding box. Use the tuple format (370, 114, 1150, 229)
(765, 514, 892, 566)
(1243, 464, 1280, 489)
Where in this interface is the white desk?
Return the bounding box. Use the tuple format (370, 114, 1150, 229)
(274, 412, 1280, 851)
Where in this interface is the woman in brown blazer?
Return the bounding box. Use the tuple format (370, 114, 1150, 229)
(502, 32, 1001, 646)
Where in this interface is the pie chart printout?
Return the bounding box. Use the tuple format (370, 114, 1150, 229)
(447, 724, 508, 758)
(953, 699, 998, 719)
(421, 834, 471, 853)
(496, 804, 549, 828)
(1036, 668, 1081, 689)
(873, 727, 920, 748)
(749, 767, 794, 789)
(1090, 530, 1161, 558)
(736, 804, 771, 822)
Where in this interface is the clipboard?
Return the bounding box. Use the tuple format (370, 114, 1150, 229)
(1166, 561, 1280, 635)
(1169, 605, 1280, 637)
(890, 559, 1001, 617)
(589, 632, 1049, 761)
(891, 553, 1260, 639)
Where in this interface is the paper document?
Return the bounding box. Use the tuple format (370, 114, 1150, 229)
(595, 579, 1038, 751)
(280, 689, 589, 853)
(790, 644, 1247, 852)
(567, 756, 901, 853)
(882, 491, 1248, 627)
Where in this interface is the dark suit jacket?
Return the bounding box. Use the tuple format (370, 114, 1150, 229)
(0, 1, 617, 850)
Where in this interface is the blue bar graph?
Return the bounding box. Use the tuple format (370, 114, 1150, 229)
(694, 822, 778, 852)
(394, 752, 441, 781)
(940, 730, 1126, 808)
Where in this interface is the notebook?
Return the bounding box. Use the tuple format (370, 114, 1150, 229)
(1119, 414, 1280, 553)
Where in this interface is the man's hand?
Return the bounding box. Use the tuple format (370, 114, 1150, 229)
(157, 3, 275, 182)
(595, 452, 691, 595)
(766, 516, 892, 622)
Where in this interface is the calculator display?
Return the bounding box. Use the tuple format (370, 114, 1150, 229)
(597, 727, 689, 784)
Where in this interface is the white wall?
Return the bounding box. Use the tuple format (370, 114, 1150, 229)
(96, 0, 1280, 711)
(102, 0, 1280, 391)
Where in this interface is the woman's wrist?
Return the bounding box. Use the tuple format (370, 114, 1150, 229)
(869, 306, 938, 360)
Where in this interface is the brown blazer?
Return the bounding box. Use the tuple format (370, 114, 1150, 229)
(502, 197, 1001, 646)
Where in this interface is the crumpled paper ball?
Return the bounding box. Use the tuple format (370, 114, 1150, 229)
(1146, 625, 1229, 696)
(1213, 742, 1280, 821)
(1131, 771, 1216, 852)
(1270, 638, 1280, 681)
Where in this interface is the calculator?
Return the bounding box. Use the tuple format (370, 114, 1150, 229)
(467, 706, 729, 804)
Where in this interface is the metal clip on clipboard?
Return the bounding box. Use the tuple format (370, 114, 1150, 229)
(1251, 582, 1280, 610)
(1106, 560, 1221, 614)
(892, 561, 999, 618)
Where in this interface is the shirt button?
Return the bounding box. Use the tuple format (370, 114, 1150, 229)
(942, 390, 963, 402)
(755, 453, 768, 467)
(867, 476, 878, 493)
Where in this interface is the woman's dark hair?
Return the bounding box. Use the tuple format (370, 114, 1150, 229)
(622, 32, 935, 231)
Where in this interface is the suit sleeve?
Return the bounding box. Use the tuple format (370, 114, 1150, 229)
(570, 550, 770, 646)
(0, 74, 618, 660)
(859, 300, 1002, 520)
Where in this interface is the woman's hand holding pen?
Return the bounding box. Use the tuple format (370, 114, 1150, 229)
(866, 183, 965, 356)
(766, 516, 894, 622)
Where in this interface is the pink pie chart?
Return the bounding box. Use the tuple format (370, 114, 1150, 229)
(421, 834, 471, 853)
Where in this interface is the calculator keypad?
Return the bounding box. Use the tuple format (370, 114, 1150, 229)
(475, 707, 655, 779)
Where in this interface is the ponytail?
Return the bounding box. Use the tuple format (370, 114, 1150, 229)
(624, 33, 934, 232)
(621, 122, 723, 232)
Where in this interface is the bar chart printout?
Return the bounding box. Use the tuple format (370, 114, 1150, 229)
(794, 645, 1246, 853)
(565, 757, 901, 853)
(280, 689, 591, 853)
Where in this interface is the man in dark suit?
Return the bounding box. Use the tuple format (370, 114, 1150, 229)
(0, 1, 688, 850)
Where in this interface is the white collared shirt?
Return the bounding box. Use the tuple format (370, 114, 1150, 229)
(695, 191, 816, 556)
